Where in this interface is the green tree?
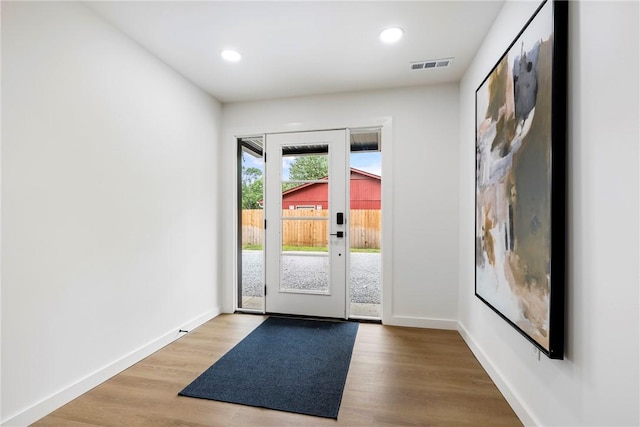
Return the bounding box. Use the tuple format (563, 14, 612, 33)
(284, 155, 328, 191)
(242, 166, 263, 209)
(289, 155, 328, 180)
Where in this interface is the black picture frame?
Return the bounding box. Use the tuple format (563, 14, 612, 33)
(474, 0, 567, 360)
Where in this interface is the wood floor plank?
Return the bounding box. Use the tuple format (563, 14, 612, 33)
(32, 314, 521, 426)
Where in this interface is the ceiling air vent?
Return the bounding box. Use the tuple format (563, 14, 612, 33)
(410, 58, 453, 70)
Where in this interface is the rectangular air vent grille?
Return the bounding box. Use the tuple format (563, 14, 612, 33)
(410, 58, 453, 70)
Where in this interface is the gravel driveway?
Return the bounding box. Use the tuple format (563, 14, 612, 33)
(241, 251, 381, 304)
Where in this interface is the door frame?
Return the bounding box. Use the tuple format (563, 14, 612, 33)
(228, 118, 393, 323)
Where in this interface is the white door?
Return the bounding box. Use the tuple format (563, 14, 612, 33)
(265, 130, 348, 318)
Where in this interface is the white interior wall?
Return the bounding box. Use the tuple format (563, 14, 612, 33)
(3, 1, 637, 426)
(458, 1, 639, 426)
(1, 3, 222, 425)
(222, 85, 460, 328)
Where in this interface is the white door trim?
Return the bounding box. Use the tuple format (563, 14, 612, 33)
(226, 117, 393, 324)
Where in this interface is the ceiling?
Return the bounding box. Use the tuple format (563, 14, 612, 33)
(86, 1, 505, 104)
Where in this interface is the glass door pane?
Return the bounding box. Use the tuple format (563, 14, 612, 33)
(280, 146, 330, 295)
(349, 142, 382, 318)
(238, 139, 264, 311)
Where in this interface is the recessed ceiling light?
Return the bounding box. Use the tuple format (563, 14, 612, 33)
(379, 27, 404, 44)
(221, 49, 242, 62)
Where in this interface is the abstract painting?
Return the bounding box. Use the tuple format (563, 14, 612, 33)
(475, 0, 567, 359)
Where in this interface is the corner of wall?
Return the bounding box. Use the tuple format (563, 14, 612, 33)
(457, 322, 536, 426)
(385, 315, 458, 330)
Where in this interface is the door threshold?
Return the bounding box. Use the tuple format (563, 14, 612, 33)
(348, 315, 382, 324)
(266, 312, 381, 324)
(234, 309, 265, 315)
(266, 312, 348, 322)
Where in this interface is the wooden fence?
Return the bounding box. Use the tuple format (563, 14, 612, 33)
(242, 209, 381, 249)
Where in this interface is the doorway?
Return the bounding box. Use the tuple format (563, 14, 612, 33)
(237, 128, 382, 319)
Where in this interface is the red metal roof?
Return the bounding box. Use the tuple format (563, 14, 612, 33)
(282, 168, 380, 210)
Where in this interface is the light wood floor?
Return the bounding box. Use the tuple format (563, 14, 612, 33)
(33, 314, 522, 426)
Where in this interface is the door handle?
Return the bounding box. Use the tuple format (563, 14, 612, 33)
(330, 231, 344, 238)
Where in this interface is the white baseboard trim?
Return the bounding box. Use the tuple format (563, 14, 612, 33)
(384, 315, 458, 330)
(2, 307, 221, 427)
(457, 322, 539, 427)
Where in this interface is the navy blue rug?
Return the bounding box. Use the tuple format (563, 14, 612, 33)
(178, 316, 359, 419)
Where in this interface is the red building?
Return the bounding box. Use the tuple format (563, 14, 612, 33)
(282, 168, 380, 210)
